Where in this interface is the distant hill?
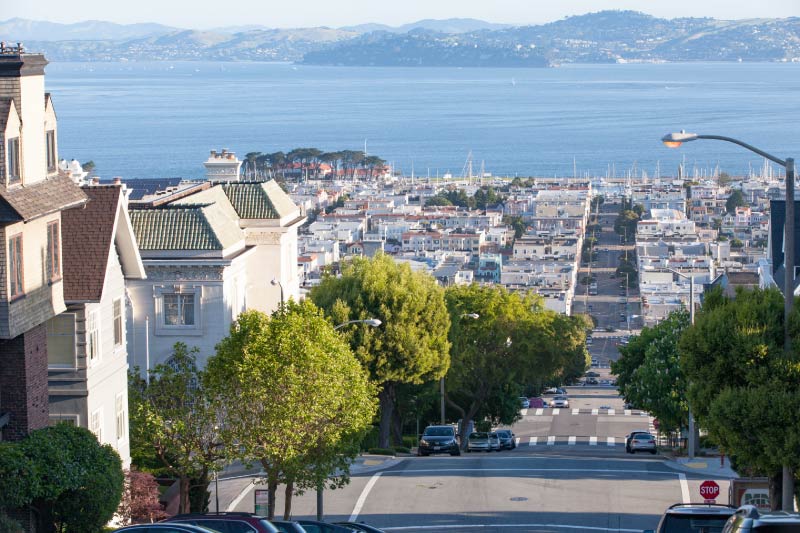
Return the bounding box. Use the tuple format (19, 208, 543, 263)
(5, 11, 800, 65)
(0, 17, 177, 41)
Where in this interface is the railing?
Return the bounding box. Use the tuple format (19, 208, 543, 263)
(0, 42, 25, 55)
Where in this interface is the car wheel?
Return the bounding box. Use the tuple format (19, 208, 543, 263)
(451, 450, 461, 456)
(466, 448, 471, 453)
(650, 449, 657, 455)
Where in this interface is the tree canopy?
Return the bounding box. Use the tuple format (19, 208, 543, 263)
(310, 253, 451, 448)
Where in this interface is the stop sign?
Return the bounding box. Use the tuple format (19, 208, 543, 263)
(700, 480, 720, 501)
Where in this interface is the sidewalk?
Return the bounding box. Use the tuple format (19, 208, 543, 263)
(661, 454, 738, 479)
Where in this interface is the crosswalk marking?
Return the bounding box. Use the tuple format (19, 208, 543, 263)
(547, 436, 556, 446)
(535, 408, 543, 416)
(624, 409, 632, 416)
(571, 408, 579, 415)
(520, 408, 528, 416)
(589, 436, 598, 446)
(591, 408, 599, 415)
(514, 437, 520, 447)
(529, 436, 538, 446)
(607, 437, 615, 446)
(552, 409, 560, 415)
(525, 408, 651, 417)
(607, 409, 616, 416)
(568, 436, 576, 445)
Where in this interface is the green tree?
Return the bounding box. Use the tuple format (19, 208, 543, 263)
(81, 160, 96, 173)
(425, 196, 453, 207)
(612, 311, 690, 433)
(205, 302, 376, 519)
(129, 343, 226, 514)
(726, 189, 747, 214)
(444, 285, 587, 444)
(310, 253, 451, 448)
(502, 215, 525, 240)
(614, 209, 640, 242)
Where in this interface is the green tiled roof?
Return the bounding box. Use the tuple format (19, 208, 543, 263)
(130, 206, 222, 250)
(222, 183, 278, 219)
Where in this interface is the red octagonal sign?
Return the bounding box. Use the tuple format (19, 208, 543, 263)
(700, 480, 720, 502)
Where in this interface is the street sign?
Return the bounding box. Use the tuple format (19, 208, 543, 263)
(700, 480, 720, 502)
(255, 489, 269, 515)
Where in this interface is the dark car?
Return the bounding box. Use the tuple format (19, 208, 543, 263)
(418, 424, 460, 456)
(333, 522, 385, 533)
(296, 520, 355, 533)
(164, 512, 279, 533)
(271, 520, 308, 533)
(722, 505, 800, 531)
(495, 429, 516, 449)
(114, 525, 217, 533)
(645, 503, 736, 533)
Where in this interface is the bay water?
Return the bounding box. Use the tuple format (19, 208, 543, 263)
(45, 61, 800, 180)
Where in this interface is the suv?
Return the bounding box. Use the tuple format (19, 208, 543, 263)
(625, 430, 651, 453)
(723, 505, 800, 532)
(418, 425, 460, 456)
(164, 512, 279, 532)
(646, 503, 737, 533)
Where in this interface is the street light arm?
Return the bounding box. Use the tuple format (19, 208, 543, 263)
(662, 132, 787, 167)
(333, 318, 382, 330)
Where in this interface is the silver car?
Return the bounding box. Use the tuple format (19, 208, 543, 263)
(551, 395, 570, 408)
(629, 433, 657, 454)
(467, 432, 499, 452)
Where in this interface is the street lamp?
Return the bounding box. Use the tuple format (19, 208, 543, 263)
(314, 317, 382, 521)
(270, 278, 284, 306)
(442, 313, 480, 424)
(663, 132, 796, 498)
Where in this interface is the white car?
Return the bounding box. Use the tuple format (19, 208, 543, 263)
(551, 396, 570, 408)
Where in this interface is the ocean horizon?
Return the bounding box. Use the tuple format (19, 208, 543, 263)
(45, 60, 800, 181)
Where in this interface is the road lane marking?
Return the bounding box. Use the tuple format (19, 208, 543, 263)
(514, 437, 520, 447)
(520, 408, 528, 416)
(529, 436, 538, 446)
(624, 409, 632, 416)
(547, 436, 556, 445)
(552, 409, 560, 415)
(384, 524, 641, 532)
(592, 408, 599, 415)
(679, 473, 690, 504)
(226, 480, 255, 512)
(535, 408, 543, 416)
(397, 468, 672, 474)
(568, 436, 576, 445)
(608, 409, 616, 416)
(607, 437, 615, 446)
(590, 436, 598, 445)
(349, 472, 382, 522)
(571, 408, 579, 415)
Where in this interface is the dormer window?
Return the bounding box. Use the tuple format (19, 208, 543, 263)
(7, 137, 20, 184)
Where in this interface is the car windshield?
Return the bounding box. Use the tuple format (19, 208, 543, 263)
(661, 514, 729, 532)
(424, 427, 454, 437)
(495, 430, 510, 437)
(469, 432, 488, 439)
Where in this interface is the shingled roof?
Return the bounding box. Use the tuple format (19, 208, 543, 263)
(220, 180, 299, 220)
(130, 203, 244, 251)
(61, 186, 120, 301)
(0, 175, 87, 223)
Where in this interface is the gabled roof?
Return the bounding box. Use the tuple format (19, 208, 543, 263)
(220, 180, 298, 220)
(130, 203, 243, 251)
(0, 175, 87, 223)
(61, 185, 145, 302)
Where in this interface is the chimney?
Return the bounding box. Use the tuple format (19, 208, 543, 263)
(113, 177, 122, 185)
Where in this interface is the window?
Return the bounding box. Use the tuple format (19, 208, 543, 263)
(113, 298, 123, 346)
(45, 130, 56, 172)
(6, 137, 20, 183)
(46, 314, 76, 367)
(90, 409, 102, 442)
(87, 310, 100, 364)
(115, 393, 126, 441)
(8, 234, 23, 299)
(163, 293, 195, 326)
(46, 221, 61, 282)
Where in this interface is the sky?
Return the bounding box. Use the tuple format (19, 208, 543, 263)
(1, 0, 798, 29)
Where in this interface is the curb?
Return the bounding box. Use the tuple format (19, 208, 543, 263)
(660, 456, 738, 479)
(350, 454, 405, 475)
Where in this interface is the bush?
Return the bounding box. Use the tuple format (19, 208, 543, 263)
(367, 448, 396, 456)
(392, 446, 411, 454)
(0, 512, 23, 533)
(119, 469, 166, 525)
(359, 426, 380, 452)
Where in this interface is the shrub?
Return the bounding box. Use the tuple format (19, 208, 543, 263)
(359, 426, 380, 451)
(0, 512, 23, 533)
(119, 469, 166, 525)
(367, 448, 396, 456)
(392, 446, 411, 454)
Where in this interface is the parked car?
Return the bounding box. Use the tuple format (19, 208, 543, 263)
(488, 432, 502, 451)
(164, 512, 279, 532)
(418, 425, 460, 456)
(585, 371, 600, 377)
(584, 378, 599, 385)
(629, 432, 657, 454)
(722, 505, 800, 531)
(334, 523, 385, 533)
(644, 503, 737, 533)
(625, 430, 651, 452)
(114, 526, 216, 533)
(467, 432, 499, 452)
(551, 395, 570, 408)
(272, 520, 309, 533)
(519, 396, 530, 409)
(495, 429, 516, 449)
(543, 387, 559, 394)
(528, 397, 548, 408)
(296, 520, 355, 533)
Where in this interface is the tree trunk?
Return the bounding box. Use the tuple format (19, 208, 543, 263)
(391, 407, 404, 447)
(266, 466, 279, 520)
(283, 479, 294, 519)
(770, 470, 783, 511)
(179, 476, 191, 514)
(378, 383, 396, 449)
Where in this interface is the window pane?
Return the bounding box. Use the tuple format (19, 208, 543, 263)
(113, 299, 123, 345)
(181, 294, 195, 325)
(163, 294, 180, 325)
(47, 314, 76, 366)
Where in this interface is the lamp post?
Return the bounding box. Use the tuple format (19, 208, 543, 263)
(313, 317, 382, 521)
(664, 132, 795, 510)
(270, 278, 284, 306)
(443, 313, 480, 424)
